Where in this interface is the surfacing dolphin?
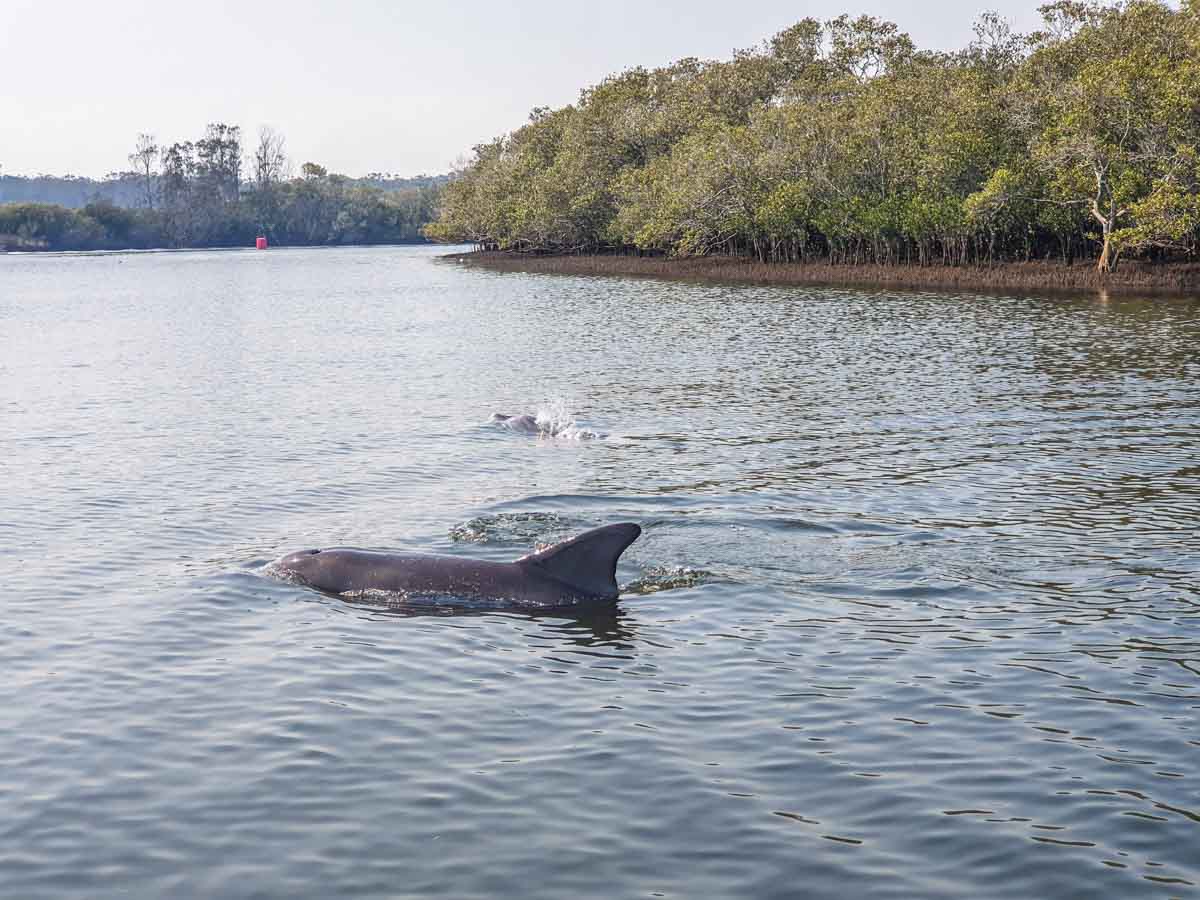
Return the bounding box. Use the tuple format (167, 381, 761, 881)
(488, 412, 601, 439)
(273, 523, 641, 607)
(490, 412, 543, 433)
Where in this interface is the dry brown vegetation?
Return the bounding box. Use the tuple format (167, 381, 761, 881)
(445, 251, 1200, 296)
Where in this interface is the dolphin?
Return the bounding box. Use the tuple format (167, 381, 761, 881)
(490, 412, 542, 433)
(489, 412, 601, 439)
(273, 522, 642, 607)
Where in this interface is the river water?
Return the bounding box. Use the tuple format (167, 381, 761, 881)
(2, 245, 1198, 898)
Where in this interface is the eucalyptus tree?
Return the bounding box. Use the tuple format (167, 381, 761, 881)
(127, 133, 159, 209)
(249, 126, 289, 235)
(195, 123, 242, 204)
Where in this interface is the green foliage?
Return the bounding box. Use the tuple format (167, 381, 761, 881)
(1014, 1, 1200, 267)
(2, 124, 443, 252)
(429, 2, 1200, 271)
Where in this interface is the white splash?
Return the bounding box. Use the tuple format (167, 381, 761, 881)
(535, 398, 602, 439)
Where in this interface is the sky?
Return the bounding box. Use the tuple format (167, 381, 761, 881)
(0, 0, 1046, 180)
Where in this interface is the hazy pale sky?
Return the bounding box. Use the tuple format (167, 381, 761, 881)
(0, 0, 1044, 179)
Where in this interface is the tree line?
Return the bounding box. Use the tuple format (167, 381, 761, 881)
(0, 172, 145, 208)
(0, 125, 444, 251)
(426, 1, 1200, 273)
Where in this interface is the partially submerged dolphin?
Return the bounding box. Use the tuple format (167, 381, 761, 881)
(488, 412, 601, 439)
(273, 523, 641, 606)
(490, 412, 543, 433)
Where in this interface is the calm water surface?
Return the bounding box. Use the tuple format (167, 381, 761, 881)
(2, 245, 1198, 898)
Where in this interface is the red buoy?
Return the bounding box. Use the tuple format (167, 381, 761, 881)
(255, 236, 268, 250)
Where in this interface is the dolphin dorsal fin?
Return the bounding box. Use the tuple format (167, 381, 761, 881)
(518, 523, 642, 600)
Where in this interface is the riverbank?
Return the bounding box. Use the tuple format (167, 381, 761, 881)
(1, 238, 436, 254)
(445, 251, 1200, 295)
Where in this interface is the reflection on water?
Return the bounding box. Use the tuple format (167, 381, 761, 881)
(334, 593, 639, 649)
(1, 246, 1198, 898)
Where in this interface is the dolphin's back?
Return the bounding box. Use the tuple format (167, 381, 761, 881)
(312, 550, 516, 597)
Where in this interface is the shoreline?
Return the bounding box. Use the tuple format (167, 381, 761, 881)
(443, 251, 1200, 297)
(0, 240, 437, 256)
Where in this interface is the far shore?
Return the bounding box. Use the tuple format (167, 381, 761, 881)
(443, 250, 1200, 297)
(0, 239, 436, 254)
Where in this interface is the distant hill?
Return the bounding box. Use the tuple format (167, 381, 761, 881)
(0, 174, 144, 208)
(0, 172, 450, 209)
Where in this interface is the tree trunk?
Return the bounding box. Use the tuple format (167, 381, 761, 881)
(1096, 217, 1114, 274)
(1091, 197, 1121, 275)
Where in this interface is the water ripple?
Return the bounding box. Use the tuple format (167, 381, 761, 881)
(1, 246, 1197, 898)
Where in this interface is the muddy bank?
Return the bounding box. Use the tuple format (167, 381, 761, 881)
(444, 251, 1200, 296)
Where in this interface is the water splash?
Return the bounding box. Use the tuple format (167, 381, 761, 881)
(540, 398, 604, 440)
(261, 559, 306, 585)
(622, 566, 715, 595)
